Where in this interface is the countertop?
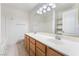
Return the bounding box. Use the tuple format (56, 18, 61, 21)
(25, 32, 79, 56)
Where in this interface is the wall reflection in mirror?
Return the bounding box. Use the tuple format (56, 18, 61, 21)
(31, 3, 79, 37)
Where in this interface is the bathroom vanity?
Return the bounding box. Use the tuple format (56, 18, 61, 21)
(24, 33, 65, 56)
(24, 33, 79, 56)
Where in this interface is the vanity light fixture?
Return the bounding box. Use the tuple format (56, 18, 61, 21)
(36, 3, 56, 15)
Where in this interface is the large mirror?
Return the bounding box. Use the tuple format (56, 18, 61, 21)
(30, 3, 79, 37)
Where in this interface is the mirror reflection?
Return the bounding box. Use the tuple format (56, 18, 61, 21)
(30, 3, 79, 37)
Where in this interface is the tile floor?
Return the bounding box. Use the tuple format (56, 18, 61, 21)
(7, 40, 28, 56)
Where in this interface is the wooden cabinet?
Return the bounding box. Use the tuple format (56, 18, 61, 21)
(30, 49, 35, 56)
(36, 41, 46, 56)
(36, 47, 45, 56)
(47, 47, 63, 56)
(30, 37, 35, 44)
(24, 35, 30, 55)
(30, 38, 35, 56)
(24, 34, 65, 56)
(24, 35, 27, 49)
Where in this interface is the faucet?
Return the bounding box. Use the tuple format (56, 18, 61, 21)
(55, 35, 61, 40)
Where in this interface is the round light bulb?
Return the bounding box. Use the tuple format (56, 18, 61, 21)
(39, 7, 43, 11)
(49, 3, 53, 6)
(37, 10, 40, 14)
(43, 5, 47, 9)
(43, 10, 46, 13)
(37, 10, 42, 14)
(39, 11, 42, 14)
(51, 4, 56, 8)
(47, 7, 51, 11)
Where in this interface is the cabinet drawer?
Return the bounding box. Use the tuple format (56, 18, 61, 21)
(30, 49, 35, 56)
(36, 41, 45, 53)
(47, 47, 63, 56)
(30, 38, 35, 44)
(30, 42, 35, 53)
(36, 47, 45, 56)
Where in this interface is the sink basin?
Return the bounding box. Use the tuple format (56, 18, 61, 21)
(47, 38, 64, 45)
(52, 40, 63, 45)
(34, 33, 63, 45)
(35, 33, 55, 39)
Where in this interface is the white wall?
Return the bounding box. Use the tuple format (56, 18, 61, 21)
(43, 11, 53, 33)
(29, 10, 53, 33)
(0, 3, 7, 55)
(1, 4, 29, 45)
(52, 10, 56, 33)
(0, 3, 1, 47)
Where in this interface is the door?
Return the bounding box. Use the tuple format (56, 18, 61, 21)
(62, 9, 77, 34)
(6, 16, 27, 45)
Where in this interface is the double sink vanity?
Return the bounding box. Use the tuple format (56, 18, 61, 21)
(24, 32, 79, 56)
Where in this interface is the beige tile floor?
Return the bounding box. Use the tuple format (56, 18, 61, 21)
(7, 40, 28, 56)
(7, 44, 18, 56)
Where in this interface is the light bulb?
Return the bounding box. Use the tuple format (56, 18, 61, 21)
(39, 7, 43, 11)
(37, 10, 42, 14)
(37, 10, 40, 14)
(51, 4, 56, 8)
(43, 5, 47, 9)
(49, 3, 53, 6)
(43, 9, 46, 13)
(47, 7, 51, 11)
(49, 3, 56, 8)
(39, 11, 42, 14)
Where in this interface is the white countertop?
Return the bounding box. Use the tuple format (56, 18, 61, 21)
(25, 32, 79, 56)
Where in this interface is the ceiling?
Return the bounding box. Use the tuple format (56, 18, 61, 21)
(1, 3, 77, 12)
(37, 3, 75, 12)
(55, 3, 75, 12)
(2, 3, 38, 12)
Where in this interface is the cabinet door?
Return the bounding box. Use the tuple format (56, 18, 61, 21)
(30, 38, 35, 56)
(24, 35, 27, 48)
(62, 9, 78, 34)
(47, 47, 63, 56)
(26, 35, 30, 54)
(36, 41, 46, 56)
(36, 47, 45, 56)
(36, 41, 45, 53)
(30, 37, 35, 44)
(30, 49, 35, 56)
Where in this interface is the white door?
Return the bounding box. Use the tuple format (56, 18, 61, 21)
(15, 24, 26, 40)
(6, 17, 27, 45)
(62, 9, 77, 34)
